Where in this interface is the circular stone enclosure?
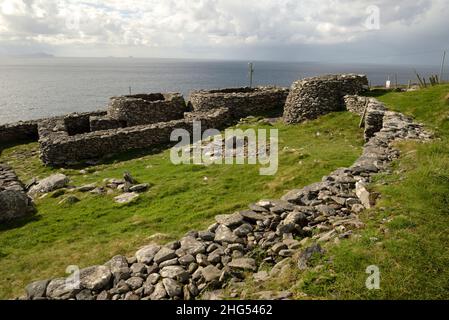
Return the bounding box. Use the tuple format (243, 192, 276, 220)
(283, 74, 368, 124)
(107, 93, 187, 126)
(188, 86, 289, 119)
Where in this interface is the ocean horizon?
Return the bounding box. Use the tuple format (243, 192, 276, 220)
(0, 57, 445, 124)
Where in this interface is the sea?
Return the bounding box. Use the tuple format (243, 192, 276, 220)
(0, 57, 444, 124)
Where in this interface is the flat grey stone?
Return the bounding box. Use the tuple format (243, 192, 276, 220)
(154, 247, 177, 264)
(215, 212, 244, 228)
(228, 258, 257, 271)
(135, 244, 161, 264)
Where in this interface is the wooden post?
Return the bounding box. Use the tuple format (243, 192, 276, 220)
(359, 99, 369, 128)
(248, 62, 255, 88)
(414, 69, 425, 88)
(440, 50, 446, 83)
(129, 86, 132, 95)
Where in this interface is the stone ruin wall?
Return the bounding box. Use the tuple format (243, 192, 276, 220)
(0, 120, 40, 145)
(38, 108, 234, 166)
(63, 111, 107, 136)
(344, 95, 387, 141)
(189, 87, 289, 119)
(0, 164, 36, 223)
(0, 110, 107, 145)
(107, 93, 187, 127)
(35, 87, 290, 166)
(2, 79, 375, 169)
(283, 74, 369, 124)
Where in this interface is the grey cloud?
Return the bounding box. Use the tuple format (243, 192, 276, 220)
(0, 0, 447, 64)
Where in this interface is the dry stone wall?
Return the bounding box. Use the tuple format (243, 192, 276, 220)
(107, 93, 187, 126)
(344, 95, 387, 141)
(283, 74, 368, 124)
(89, 115, 124, 132)
(64, 111, 107, 136)
(0, 164, 36, 223)
(38, 108, 234, 166)
(0, 110, 108, 145)
(189, 87, 289, 119)
(0, 120, 39, 144)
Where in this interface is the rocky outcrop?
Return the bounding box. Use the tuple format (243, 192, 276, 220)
(189, 87, 289, 119)
(23, 95, 431, 300)
(0, 164, 36, 223)
(283, 74, 368, 124)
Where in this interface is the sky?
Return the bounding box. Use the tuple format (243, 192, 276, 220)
(0, 0, 448, 64)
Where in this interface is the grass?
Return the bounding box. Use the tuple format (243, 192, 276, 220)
(238, 84, 449, 300)
(0, 112, 364, 299)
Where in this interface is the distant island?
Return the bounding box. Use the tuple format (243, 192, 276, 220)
(4, 52, 55, 58)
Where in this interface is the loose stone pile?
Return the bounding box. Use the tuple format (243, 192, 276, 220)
(23, 96, 432, 300)
(24, 172, 151, 206)
(283, 74, 368, 124)
(180, 134, 272, 164)
(0, 164, 36, 223)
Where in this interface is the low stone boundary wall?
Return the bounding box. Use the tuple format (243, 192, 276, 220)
(38, 108, 233, 166)
(0, 120, 39, 144)
(344, 95, 387, 141)
(283, 74, 368, 124)
(189, 87, 289, 119)
(0, 164, 36, 223)
(0, 110, 108, 145)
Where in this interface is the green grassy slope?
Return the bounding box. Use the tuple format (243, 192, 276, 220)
(0, 112, 364, 299)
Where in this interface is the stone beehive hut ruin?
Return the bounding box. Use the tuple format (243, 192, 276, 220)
(189, 86, 289, 119)
(283, 74, 368, 124)
(0, 77, 371, 169)
(106, 93, 187, 127)
(34, 87, 289, 166)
